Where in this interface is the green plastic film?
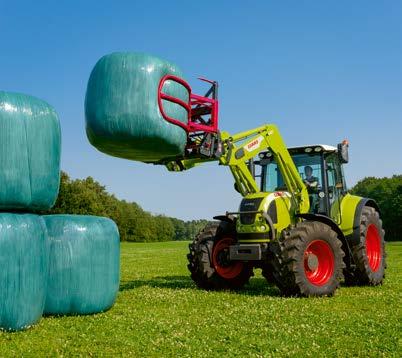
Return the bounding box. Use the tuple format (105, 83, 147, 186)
(0, 214, 48, 331)
(0, 91, 61, 211)
(85, 52, 188, 163)
(43, 215, 120, 315)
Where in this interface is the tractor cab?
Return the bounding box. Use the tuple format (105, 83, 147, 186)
(256, 141, 349, 223)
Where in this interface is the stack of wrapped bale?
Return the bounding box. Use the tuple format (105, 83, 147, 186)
(0, 91, 119, 331)
(0, 92, 60, 331)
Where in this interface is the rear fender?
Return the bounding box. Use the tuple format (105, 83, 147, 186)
(347, 197, 380, 245)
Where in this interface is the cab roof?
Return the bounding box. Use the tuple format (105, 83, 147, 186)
(258, 144, 338, 160)
(288, 144, 337, 153)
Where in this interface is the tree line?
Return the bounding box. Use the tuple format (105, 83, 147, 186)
(44, 172, 209, 242)
(44, 172, 401, 242)
(351, 175, 401, 241)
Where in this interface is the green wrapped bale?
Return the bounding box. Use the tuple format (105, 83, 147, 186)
(43, 215, 120, 315)
(0, 91, 61, 211)
(0, 214, 48, 331)
(85, 52, 188, 163)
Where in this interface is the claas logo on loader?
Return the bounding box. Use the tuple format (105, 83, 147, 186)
(248, 139, 259, 149)
(245, 135, 264, 152)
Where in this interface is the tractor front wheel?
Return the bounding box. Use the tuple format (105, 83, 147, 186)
(187, 222, 253, 290)
(271, 221, 345, 297)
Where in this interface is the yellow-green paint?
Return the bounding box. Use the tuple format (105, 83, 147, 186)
(339, 194, 362, 236)
(219, 125, 310, 215)
(235, 193, 269, 240)
(235, 192, 294, 243)
(330, 200, 341, 224)
(273, 194, 293, 234)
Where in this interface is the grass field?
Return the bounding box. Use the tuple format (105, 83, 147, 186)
(0, 242, 401, 357)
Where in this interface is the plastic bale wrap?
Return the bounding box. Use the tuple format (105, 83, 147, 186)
(0, 91, 61, 211)
(0, 214, 48, 331)
(43, 215, 120, 315)
(85, 52, 188, 163)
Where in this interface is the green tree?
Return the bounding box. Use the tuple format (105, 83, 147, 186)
(45, 171, 211, 242)
(351, 175, 402, 241)
(154, 215, 175, 242)
(170, 218, 187, 241)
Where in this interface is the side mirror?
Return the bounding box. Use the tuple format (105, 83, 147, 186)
(337, 140, 349, 164)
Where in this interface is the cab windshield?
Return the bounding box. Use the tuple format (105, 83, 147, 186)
(259, 151, 345, 219)
(261, 153, 322, 193)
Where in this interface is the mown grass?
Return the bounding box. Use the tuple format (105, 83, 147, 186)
(0, 242, 401, 357)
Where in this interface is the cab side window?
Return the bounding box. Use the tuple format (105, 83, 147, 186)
(263, 162, 286, 192)
(326, 154, 344, 223)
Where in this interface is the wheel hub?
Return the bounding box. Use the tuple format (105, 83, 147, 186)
(212, 237, 244, 279)
(303, 240, 335, 286)
(216, 248, 231, 267)
(306, 253, 319, 270)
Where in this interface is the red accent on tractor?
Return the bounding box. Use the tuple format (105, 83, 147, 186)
(157, 75, 191, 131)
(212, 237, 243, 279)
(303, 240, 335, 286)
(157, 75, 219, 134)
(365, 224, 382, 272)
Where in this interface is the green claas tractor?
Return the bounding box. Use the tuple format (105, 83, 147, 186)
(158, 76, 386, 297)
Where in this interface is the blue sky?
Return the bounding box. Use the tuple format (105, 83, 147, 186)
(1, 1, 401, 220)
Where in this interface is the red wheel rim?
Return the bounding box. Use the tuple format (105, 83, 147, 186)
(304, 240, 335, 286)
(212, 238, 243, 279)
(366, 224, 382, 272)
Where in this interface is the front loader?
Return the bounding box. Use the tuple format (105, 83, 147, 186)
(156, 74, 386, 297)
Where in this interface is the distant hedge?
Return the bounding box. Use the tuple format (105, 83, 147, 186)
(350, 175, 402, 241)
(45, 172, 401, 242)
(43, 172, 209, 242)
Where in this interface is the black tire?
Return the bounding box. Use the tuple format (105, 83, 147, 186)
(270, 221, 345, 297)
(261, 246, 279, 285)
(187, 221, 253, 290)
(345, 207, 386, 286)
(261, 262, 276, 285)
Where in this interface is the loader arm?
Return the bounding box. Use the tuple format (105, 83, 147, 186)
(165, 124, 310, 215)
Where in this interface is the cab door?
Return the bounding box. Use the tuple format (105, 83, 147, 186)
(325, 154, 345, 224)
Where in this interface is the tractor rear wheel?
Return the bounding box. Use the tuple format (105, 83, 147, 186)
(271, 221, 345, 297)
(345, 207, 386, 286)
(187, 221, 253, 290)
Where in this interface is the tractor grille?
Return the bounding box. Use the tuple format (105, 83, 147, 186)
(239, 198, 263, 225)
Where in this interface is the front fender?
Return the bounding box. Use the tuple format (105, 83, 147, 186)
(296, 212, 353, 269)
